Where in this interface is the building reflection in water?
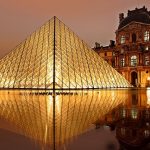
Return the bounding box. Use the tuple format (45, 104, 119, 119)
(0, 89, 128, 149)
(96, 89, 150, 149)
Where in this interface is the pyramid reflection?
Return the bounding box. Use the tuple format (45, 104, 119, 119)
(0, 90, 128, 149)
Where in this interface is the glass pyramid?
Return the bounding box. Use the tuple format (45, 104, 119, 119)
(0, 17, 131, 89)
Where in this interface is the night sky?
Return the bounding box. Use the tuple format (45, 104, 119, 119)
(0, 0, 150, 58)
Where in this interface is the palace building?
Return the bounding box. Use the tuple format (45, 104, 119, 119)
(94, 6, 150, 87)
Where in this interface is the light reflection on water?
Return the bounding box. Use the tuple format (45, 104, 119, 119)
(147, 88, 150, 106)
(0, 89, 149, 149)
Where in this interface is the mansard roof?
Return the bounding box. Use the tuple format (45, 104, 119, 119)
(118, 6, 150, 30)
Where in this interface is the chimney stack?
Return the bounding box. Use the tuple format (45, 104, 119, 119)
(110, 40, 115, 47)
(95, 42, 101, 48)
(119, 13, 124, 23)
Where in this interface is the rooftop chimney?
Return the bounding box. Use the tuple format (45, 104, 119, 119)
(95, 42, 101, 49)
(110, 40, 115, 47)
(119, 13, 124, 23)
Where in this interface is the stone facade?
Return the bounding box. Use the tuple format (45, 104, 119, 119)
(94, 6, 150, 87)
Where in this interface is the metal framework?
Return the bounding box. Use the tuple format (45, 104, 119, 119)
(0, 17, 131, 89)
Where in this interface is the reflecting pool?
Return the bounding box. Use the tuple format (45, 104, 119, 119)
(0, 89, 149, 150)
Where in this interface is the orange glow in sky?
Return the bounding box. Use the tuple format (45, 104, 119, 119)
(0, 0, 150, 58)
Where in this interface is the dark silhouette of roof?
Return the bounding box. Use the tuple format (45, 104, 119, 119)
(118, 6, 150, 30)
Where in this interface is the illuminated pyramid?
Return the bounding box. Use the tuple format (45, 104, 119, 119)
(0, 17, 131, 89)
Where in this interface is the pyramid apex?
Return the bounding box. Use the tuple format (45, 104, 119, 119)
(53, 16, 58, 19)
(51, 16, 61, 22)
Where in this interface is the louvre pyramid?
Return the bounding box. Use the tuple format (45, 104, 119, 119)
(0, 17, 131, 89)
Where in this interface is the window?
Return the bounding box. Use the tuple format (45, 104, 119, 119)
(120, 48, 124, 54)
(121, 128, 126, 136)
(132, 33, 137, 43)
(120, 57, 125, 67)
(120, 35, 125, 44)
(131, 108, 138, 119)
(145, 56, 150, 65)
(120, 108, 126, 118)
(144, 130, 150, 138)
(145, 110, 150, 120)
(144, 31, 150, 42)
(131, 55, 137, 66)
(145, 46, 149, 51)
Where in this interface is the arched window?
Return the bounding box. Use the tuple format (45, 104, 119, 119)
(131, 55, 137, 66)
(144, 31, 150, 42)
(131, 71, 138, 86)
(132, 33, 137, 43)
(120, 35, 125, 44)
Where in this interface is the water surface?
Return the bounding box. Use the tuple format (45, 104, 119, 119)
(0, 89, 149, 149)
